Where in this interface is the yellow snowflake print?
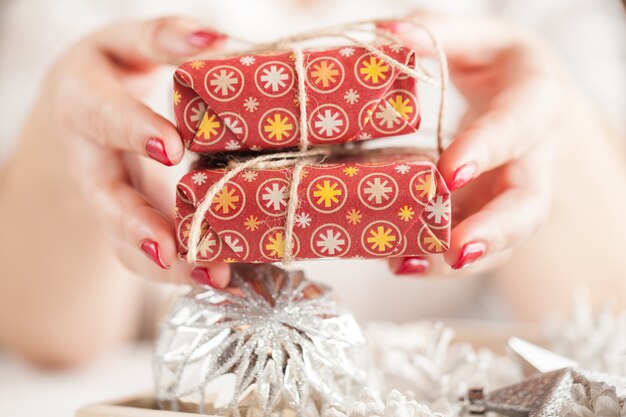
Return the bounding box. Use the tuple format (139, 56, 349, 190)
(367, 226, 396, 252)
(415, 174, 436, 200)
(197, 113, 221, 140)
(223, 258, 237, 263)
(360, 56, 389, 84)
(173, 90, 182, 106)
(310, 60, 339, 88)
(264, 113, 293, 142)
(363, 107, 374, 125)
(182, 220, 207, 238)
(265, 232, 285, 258)
(398, 205, 415, 222)
(190, 60, 205, 70)
(212, 186, 240, 214)
(313, 180, 342, 208)
(343, 166, 359, 177)
(346, 209, 362, 225)
(244, 215, 260, 231)
(388, 94, 413, 120)
(423, 229, 444, 252)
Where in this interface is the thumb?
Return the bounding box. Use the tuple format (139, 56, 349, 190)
(377, 13, 520, 67)
(91, 17, 228, 68)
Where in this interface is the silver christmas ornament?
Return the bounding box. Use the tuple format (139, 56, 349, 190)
(154, 264, 370, 416)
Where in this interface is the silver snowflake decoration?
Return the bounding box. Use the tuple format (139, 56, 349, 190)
(154, 264, 370, 416)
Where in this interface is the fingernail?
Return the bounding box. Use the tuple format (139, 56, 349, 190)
(140, 239, 170, 269)
(449, 163, 476, 191)
(452, 241, 486, 270)
(145, 137, 173, 166)
(395, 257, 429, 275)
(191, 267, 217, 288)
(187, 30, 226, 48)
(376, 21, 401, 33)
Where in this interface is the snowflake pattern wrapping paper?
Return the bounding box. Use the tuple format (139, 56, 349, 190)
(173, 45, 421, 153)
(175, 149, 450, 263)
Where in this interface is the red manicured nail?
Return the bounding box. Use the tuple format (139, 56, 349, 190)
(395, 257, 429, 275)
(191, 267, 217, 288)
(145, 137, 173, 166)
(449, 163, 476, 191)
(187, 31, 226, 48)
(376, 21, 401, 34)
(452, 241, 486, 270)
(140, 239, 170, 269)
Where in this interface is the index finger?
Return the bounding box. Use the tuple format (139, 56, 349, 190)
(90, 17, 227, 68)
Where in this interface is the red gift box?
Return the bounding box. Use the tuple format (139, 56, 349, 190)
(173, 44, 421, 153)
(175, 149, 450, 263)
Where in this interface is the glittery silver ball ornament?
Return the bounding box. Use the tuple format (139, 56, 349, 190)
(154, 264, 371, 416)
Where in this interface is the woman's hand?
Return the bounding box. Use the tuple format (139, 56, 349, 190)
(0, 18, 237, 365)
(43, 17, 231, 287)
(384, 13, 568, 276)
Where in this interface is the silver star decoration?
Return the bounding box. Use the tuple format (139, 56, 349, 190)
(474, 367, 626, 417)
(467, 339, 626, 417)
(154, 264, 370, 416)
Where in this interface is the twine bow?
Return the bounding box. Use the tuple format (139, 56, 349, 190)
(185, 18, 449, 264)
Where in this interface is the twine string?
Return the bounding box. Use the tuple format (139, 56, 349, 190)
(185, 18, 449, 264)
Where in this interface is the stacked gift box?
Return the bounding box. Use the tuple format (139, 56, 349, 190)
(172, 44, 450, 263)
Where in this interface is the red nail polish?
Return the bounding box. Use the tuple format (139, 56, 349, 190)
(140, 239, 170, 269)
(449, 163, 476, 191)
(191, 267, 217, 288)
(452, 241, 486, 270)
(376, 21, 401, 34)
(145, 137, 173, 166)
(187, 31, 226, 48)
(395, 257, 429, 275)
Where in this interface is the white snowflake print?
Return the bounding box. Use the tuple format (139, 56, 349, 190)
(223, 235, 244, 254)
(314, 109, 344, 137)
(239, 56, 255, 66)
(394, 164, 410, 175)
(363, 177, 393, 204)
(316, 229, 346, 255)
(250, 145, 263, 151)
(243, 97, 259, 112)
(375, 102, 401, 129)
(223, 116, 243, 135)
(425, 196, 451, 224)
(197, 233, 217, 258)
(260, 65, 289, 92)
(242, 171, 258, 182)
(225, 140, 241, 151)
(209, 69, 239, 96)
(339, 47, 355, 57)
(358, 132, 372, 140)
(191, 172, 208, 185)
(262, 183, 287, 211)
(344, 89, 360, 105)
(190, 102, 207, 127)
(390, 44, 403, 53)
(295, 212, 311, 228)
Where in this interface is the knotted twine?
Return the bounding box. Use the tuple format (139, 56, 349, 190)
(184, 18, 449, 264)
